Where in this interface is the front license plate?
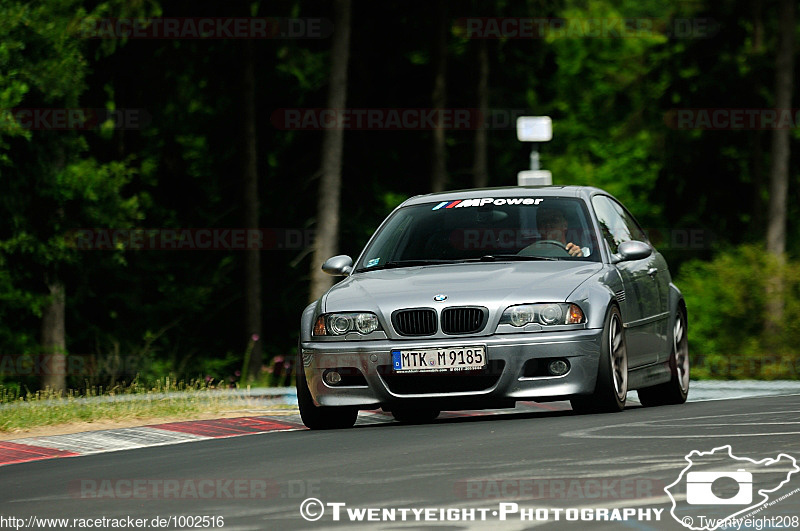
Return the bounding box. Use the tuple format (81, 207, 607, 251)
(391, 346, 486, 373)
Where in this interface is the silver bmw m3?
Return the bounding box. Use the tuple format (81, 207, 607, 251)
(297, 186, 689, 429)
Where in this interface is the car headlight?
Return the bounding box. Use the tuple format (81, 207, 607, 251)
(313, 312, 381, 336)
(501, 303, 585, 326)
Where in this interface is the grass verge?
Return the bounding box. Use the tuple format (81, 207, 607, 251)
(0, 378, 292, 434)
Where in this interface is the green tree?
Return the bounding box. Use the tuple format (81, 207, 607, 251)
(309, 0, 352, 303)
(0, 1, 146, 391)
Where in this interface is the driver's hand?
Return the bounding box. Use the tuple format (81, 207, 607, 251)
(565, 242, 583, 257)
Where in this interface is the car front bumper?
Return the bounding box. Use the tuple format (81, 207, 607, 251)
(300, 328, 603, 410)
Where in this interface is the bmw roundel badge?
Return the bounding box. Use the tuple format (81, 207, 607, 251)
(433, 294, 447, 302)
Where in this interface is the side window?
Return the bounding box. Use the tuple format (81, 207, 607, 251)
(361, 212, 413, 265)
(615, 200, 648, 243)
(591, 195, 647, 254)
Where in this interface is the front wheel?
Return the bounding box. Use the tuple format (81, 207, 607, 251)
(571, 305, 628, 413)
(296, 353, 358, 430)
(638, 308, 689, 406)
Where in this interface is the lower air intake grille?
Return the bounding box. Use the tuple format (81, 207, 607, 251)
(441, 307, 488, 335)
(392, 308, 437, 336)
(379, 360, 505, 394)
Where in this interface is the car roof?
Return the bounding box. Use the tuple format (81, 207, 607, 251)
(400, 185, 608, 207)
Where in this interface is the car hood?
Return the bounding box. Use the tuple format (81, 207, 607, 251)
(323, 261, 603, 314)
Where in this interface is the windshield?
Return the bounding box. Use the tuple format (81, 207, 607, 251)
(355, 197, 601, 272)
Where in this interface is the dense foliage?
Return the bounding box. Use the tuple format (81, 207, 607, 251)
(1, 0, 798, 389)
(678, 245, 800, 379)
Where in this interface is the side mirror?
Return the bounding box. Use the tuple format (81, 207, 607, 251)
(321, 255, 353, 276)
(613, 240, 652, 263)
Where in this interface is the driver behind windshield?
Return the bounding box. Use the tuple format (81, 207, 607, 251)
(537, 207, 584, 257)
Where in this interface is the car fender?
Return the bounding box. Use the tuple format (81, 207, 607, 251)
(300, 300, 322, 343)
(567, 266, 623, 329)
(668, 282, 687, 343)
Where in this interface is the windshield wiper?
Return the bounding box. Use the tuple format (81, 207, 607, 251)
(356, 255, 559, 272)
(356, 259, 457, 272)
(473, 254, 559, 262)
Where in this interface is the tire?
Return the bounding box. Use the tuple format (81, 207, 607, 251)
(637, 307, 689, 406)
(570, 305, 628, 413)
(390, 407, 440, 424)
(296, 352, 358, 430)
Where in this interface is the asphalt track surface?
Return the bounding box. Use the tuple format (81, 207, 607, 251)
(2, 395, 800, 530)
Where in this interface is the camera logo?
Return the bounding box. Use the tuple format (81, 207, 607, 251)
(685, 469, 752, 505)
(665, 445, 799, 531)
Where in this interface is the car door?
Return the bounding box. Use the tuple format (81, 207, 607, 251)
(591, 195, 663, 368)
(647, 249, 672, 361)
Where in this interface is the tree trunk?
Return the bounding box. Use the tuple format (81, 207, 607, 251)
(309, 0, 352, 303)
(749, 0, 765, 238)
(242, 38, 262, 377)
(472, 38, 489, 188)
(41, 280, 66, 392)
(751, 0, 764, 54)
(751, 130, 765, 232)
(765, 0, 795, 335)
(430, 0, 448, 192)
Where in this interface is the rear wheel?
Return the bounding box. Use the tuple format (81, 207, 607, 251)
(571, 305, 627, 413)
(391, 407, 440, 424)
(296, 353, 358, 430)
(637, 308, 689, 406)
